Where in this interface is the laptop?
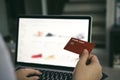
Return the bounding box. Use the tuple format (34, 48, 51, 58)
(15, 15, 92, 80)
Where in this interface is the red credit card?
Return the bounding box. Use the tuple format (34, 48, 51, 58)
(64, 38, 95, 55)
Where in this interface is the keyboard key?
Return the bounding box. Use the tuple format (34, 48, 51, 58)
(38, 69, 72, 80)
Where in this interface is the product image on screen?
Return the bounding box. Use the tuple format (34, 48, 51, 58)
(17, 17, 91, 67)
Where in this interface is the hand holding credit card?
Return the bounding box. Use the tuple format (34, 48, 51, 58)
(64, 37, 108, 80)
(64, 37, 95, 55)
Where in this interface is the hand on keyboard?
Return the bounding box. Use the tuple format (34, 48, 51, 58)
(16, 68, 42, 80)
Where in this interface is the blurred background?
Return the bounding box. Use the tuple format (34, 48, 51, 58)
(0, 0, 120, 80)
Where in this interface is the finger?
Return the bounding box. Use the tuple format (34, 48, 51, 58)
(90, 55, 100, 64)
(86, 54, 93, 61)
(90, 55, 102, 70)
(24, 68, 42, 75)
(28, 76, 39, 80)
(79, 49, 89, 65)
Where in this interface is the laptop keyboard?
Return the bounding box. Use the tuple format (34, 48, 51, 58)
(39, 69, 73, 80)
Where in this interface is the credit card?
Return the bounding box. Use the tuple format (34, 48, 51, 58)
(64, 38, 95, 55)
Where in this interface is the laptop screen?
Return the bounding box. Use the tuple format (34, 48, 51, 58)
(16, 16, 91, 68)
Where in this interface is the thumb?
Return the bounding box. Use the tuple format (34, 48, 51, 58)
(79, 49, 89, 65)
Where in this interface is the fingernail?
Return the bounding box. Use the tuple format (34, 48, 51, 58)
(83, 49, 88, 55)
(80, 49, 88, 57)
